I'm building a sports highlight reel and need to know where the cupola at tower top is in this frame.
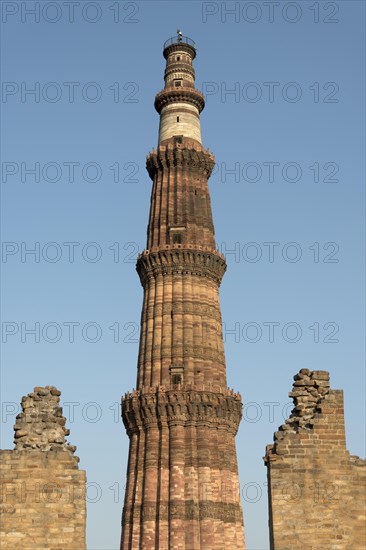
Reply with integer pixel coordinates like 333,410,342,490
163,31,197,59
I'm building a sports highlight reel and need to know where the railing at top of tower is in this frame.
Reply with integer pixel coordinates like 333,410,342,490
163,35,196,50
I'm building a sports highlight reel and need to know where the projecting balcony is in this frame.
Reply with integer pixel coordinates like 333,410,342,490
154,86,205,113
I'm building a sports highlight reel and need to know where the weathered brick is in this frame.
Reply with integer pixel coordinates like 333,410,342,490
0,388,86,549
264,370,366,550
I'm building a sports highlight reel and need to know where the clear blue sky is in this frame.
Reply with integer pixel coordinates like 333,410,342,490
1,2,365,549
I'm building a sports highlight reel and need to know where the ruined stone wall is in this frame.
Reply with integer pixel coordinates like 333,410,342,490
265,370,366,550
0,387,86,549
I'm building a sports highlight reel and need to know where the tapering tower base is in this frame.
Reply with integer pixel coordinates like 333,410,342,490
121,384,245,550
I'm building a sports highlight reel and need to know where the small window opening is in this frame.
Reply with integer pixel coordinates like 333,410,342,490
172,374,182,385
177,116,180,122
174,80,182,87
169,224,186,244
170,364,184,386
177,56,180,61
194,189,197,195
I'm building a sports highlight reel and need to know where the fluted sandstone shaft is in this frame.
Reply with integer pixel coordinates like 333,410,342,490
121,34,245,550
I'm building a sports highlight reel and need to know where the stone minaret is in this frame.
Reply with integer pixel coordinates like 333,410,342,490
121,33,245,550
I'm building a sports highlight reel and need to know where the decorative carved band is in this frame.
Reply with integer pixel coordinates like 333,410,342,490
164,62,195,80
146,141,215,179
142,343,226,364
142,300,223,322
136,248,227,286
155,87,205,114
154,105,201,120
122,500,243,525
122,386,243,436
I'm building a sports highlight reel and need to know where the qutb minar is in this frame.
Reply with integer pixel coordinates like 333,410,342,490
1,27,365,550
120,33,246,549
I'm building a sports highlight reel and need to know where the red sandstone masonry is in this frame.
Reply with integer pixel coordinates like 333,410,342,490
264,369,366,550
121,34,245,549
